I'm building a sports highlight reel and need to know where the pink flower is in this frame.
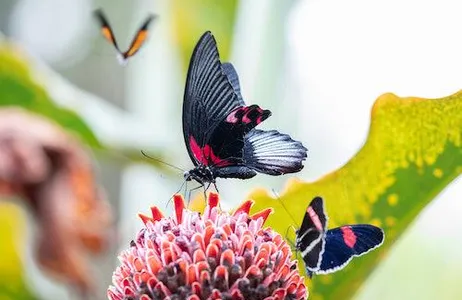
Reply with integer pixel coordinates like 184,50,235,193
108,193,307,300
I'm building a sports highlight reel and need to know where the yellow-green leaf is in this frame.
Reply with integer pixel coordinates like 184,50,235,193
249,91,462,299
0,44,101,149
0,202,36,300
171,0,238,71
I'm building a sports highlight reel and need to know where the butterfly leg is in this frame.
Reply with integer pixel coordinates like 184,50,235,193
203,182,212,201
187,184,203,207
184,180,188,197
212,182,219,194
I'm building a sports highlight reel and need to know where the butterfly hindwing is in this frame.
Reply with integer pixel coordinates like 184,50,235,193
296,197,328,271
316,224,385,274
244,129,308,175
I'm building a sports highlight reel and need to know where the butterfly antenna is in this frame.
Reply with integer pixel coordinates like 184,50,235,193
141,150,185,172
166,179,188,208
271,188,299,227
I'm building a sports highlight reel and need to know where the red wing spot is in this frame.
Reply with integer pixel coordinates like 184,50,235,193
226,109,240,123
307,207,323,231
341,226,357,248
256,116,262,125
226,107,248,124
189,136,207,165
203,144,232,166
242,113,251,124
189,136,232,167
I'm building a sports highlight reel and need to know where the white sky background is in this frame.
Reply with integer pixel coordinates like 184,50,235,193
288,0,462,298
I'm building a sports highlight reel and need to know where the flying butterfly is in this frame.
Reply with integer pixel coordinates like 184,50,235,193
295,196,384,277
94,8,156,65
182,31,308,192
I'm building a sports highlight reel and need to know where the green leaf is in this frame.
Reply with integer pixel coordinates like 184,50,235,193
171,0,238,71
249,91,462,299
0,45,101,149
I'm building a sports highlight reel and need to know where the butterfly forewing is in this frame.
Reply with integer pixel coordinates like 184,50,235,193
296,197,328,271
182,32,270,168
222,63,244,102
94,9,121,53
122,15,156,59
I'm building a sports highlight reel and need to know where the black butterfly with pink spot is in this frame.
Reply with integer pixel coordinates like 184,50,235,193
296,197,384,277
182,31,307,190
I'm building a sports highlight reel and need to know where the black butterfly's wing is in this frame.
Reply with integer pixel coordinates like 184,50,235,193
183,31,271,168
295,197,328,271
222,62,244,102
316,224,384,274
243,129,307,175
183,32,243,166
94,9,121,54
121,14,156,60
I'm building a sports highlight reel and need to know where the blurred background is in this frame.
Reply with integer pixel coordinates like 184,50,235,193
0,0,461,299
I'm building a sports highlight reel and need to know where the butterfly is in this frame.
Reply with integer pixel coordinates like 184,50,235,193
295,196,384,277
182,31,308,192
94,8,156,65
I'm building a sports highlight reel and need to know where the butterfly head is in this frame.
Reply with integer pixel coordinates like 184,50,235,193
184,165,215,184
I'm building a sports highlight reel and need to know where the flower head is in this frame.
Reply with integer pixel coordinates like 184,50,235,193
108,193,307,300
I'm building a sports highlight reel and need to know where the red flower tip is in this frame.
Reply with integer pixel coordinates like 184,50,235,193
250,207,273,223
150,206,164,221
233,199,254,216
138,213,153,225
108,193,307,300
208,192,219,208
173,194,185,224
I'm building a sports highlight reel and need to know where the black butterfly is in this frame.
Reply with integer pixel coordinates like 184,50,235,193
94,9,156,65
182,31,308,191
296,197,384,277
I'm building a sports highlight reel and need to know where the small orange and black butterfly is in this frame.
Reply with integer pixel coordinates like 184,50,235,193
94,9,156,65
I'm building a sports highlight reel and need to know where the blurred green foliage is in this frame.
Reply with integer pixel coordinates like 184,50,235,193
0,46,101,149
0,43,103,300
171,0,238,71
250,91,462,300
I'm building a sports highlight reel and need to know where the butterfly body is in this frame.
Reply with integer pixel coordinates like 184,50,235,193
182,31,308,189
296,197,384,277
